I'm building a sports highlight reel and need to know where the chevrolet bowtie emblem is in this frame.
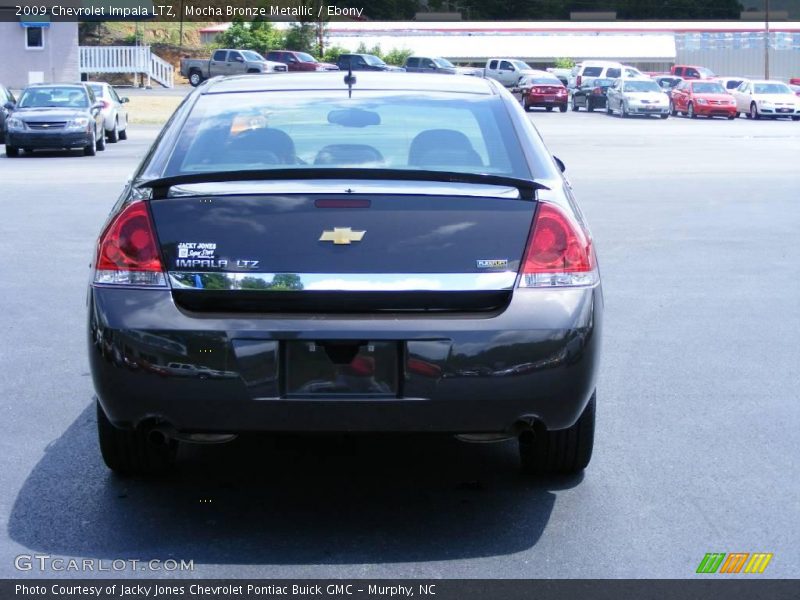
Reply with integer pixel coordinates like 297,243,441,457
319,227,366,245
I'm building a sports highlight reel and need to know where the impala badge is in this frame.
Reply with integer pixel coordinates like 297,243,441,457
319,227,366,245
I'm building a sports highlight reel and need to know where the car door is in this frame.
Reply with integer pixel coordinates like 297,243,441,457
86,87,103,139
227,51,247,75
209,50,228,76
733,82,749,111
109,86,127,130
672,82,686,111
607,79,620,110
421,58,437,73
498,60,516,86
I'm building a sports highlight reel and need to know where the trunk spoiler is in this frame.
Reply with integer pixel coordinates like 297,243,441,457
138,168,548,200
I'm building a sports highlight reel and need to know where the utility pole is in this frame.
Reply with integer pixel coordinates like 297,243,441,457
764,0,770,78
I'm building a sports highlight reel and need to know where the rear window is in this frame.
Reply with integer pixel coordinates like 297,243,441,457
164,91,531,179
582,67,603,77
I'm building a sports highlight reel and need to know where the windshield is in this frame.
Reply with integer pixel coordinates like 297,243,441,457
241,51,264,62
364,55,386,66
434,57,455,68
623,80,661,93
164,91,530,180
18,86,89,108
512,60,532,71
693,82,726,94
754,83,792,94
296,52,317,63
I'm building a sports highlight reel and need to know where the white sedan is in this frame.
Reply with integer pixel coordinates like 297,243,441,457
732,80,800,120
87,82,129,142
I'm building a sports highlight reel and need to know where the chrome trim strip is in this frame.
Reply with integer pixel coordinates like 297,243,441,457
168,272,518,292
168,180,522,199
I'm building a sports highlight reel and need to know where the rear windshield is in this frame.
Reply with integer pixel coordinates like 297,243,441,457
163,91,531,179
17,86,89,108
529,78,562,85
622,80,660,92
582,67,603,77
754,83,791,94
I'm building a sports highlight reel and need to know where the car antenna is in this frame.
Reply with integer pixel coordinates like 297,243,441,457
344,65,356,98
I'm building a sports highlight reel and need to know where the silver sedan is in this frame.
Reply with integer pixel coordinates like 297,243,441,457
86,82,129,143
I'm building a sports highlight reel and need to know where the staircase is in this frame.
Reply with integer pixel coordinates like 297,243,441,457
79,46,174,88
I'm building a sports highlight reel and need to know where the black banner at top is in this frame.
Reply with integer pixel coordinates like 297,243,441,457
0,0,782,22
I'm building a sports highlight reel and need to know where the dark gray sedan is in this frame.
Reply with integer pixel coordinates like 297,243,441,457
88,72,602,477
4,83,105,157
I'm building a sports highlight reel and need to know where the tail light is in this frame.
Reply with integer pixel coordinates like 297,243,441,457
576,75,582,87
519,202,598,288
94,202,166,287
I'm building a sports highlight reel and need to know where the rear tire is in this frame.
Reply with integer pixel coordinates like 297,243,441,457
96,400,177,476
559,104,567,113
188,70,203,87
107,119,119,143
523,96,531,112
118,127,127,141
96,128,106,151
660,113,669,119
520,392,596,475
5,145,19,157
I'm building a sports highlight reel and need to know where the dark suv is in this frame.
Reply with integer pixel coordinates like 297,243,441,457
336,53,405,72
4,83,105,157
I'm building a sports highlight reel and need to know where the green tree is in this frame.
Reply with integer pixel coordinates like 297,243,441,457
216,19,284,55
270,274,304,290
322,45,349,63
284,21,317,54
553,57,575,69
383,47,413,66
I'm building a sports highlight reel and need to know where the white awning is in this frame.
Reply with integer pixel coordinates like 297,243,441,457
326,33,677,63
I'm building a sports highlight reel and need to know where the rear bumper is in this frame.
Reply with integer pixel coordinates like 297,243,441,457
7,130,92,149
89,285,602,434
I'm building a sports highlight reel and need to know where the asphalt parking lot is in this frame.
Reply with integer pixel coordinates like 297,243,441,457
1,109,798,579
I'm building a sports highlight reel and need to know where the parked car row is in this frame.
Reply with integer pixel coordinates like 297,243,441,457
1,81,130,157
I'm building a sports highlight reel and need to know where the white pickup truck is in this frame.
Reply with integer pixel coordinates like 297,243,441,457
484,58,538,87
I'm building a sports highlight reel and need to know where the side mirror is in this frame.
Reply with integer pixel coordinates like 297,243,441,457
121,97,129,104
554,156,566,173
3,101,14,110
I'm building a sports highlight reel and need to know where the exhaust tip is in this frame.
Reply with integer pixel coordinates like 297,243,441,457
147,428,168,446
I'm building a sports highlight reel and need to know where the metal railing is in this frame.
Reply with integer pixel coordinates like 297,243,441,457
79,46,174,88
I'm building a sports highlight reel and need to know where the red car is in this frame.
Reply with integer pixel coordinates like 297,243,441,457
265,50,338,72
521,75,568,112
670,80,737,119
790,78,800,86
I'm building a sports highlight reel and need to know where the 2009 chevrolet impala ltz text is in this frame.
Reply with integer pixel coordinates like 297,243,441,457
88,72,602,477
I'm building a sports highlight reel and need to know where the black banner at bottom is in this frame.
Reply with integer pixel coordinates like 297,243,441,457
4,580,800,600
